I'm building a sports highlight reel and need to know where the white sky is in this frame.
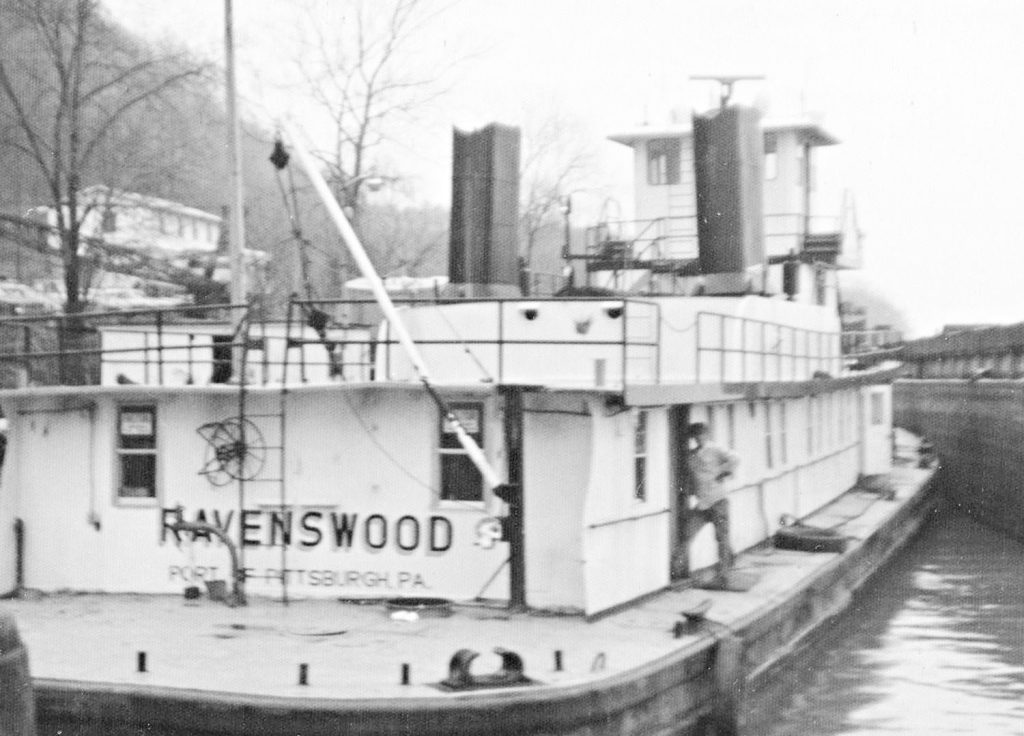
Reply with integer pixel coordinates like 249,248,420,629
102,0,1024,337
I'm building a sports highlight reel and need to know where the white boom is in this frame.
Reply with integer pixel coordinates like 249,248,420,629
281,121,503,490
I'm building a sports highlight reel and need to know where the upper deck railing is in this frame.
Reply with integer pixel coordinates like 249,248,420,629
582,213,845,269
696,311,843,382
0,297,850,391
841,328,904,357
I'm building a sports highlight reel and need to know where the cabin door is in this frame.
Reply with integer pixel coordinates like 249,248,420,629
668,405,692,580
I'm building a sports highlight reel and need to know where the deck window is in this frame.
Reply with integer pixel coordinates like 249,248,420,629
647,139,680,185
726,404,736,450
870,392,886,426
117,405,157,499
439,403,484,502
764,136,778,180
634,409,648,501
779,401,788,465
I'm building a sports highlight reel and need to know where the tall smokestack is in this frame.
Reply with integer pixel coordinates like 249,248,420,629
692,105,766,294
448,123,521,297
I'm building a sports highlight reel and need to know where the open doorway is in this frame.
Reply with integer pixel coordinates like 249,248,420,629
668,404,691,580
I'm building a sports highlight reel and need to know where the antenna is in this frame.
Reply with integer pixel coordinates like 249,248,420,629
690,75,765,109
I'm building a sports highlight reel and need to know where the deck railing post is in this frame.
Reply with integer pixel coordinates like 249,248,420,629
760,322,767,382
22,324,31,387
622,299,628,390
283,297,294,386
156,311,164,386
695,312,702,383
56,316,65,385
497,300,504,384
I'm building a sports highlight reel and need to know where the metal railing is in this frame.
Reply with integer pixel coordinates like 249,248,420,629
581,212,846,269
695,311,842,383
0,303,246,387
292,296,662,389
0,297,663,391
841,328,903,357
0,298,849,390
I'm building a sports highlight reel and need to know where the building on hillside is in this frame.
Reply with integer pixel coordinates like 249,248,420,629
25,186,267,286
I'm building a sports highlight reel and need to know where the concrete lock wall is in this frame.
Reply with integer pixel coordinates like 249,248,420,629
894,379,1024,541
0,612,36,736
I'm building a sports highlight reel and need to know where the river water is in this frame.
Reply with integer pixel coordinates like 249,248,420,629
743,509,1024,735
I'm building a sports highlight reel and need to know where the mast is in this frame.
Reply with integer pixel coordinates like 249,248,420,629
224,0,248,604
225,0,247,325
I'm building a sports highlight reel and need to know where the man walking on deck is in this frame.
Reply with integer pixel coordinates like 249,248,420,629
686,422,739,587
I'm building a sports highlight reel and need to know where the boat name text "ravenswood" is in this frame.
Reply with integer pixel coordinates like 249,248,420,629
160,508,454,554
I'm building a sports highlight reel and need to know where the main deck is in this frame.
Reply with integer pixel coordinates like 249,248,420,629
5,439,936,735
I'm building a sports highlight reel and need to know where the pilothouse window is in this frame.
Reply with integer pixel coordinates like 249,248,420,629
647,139,680,185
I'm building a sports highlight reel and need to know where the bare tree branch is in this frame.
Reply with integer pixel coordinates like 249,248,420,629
519,111,598,281
290,0,455,234
0,0,210,315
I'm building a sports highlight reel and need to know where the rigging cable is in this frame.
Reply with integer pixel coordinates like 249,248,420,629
271,134,342,377
269,133,490,513
425,304,495,383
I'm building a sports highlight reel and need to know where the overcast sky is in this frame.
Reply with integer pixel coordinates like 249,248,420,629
102,0,1024,337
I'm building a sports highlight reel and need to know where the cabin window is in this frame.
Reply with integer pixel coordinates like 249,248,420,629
439,403,484,502
802,397,811,454
764,136,778,180
779,401,788,465
870,392,885,426
814,266,828,306
117,405,157,499
763,401,774,470
633,409,648,501
647,139,680,185
837,392,846,443
726,404,736,450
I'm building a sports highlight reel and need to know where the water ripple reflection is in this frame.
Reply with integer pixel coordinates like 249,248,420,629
744,510,1024,735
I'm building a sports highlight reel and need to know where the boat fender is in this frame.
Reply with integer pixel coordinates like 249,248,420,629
774,524,848,554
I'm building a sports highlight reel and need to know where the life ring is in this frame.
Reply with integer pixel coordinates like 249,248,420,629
773,524,848,553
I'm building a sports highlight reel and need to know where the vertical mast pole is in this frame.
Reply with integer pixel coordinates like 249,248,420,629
225,0,247,335
225,0,248,604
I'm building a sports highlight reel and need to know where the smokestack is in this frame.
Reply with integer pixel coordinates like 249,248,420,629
692,105,766,294
448,123,521,297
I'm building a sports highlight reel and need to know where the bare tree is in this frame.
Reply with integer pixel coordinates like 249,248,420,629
0,0,208,313
519,112,595,284
359,202,447,277
291,0,452,232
